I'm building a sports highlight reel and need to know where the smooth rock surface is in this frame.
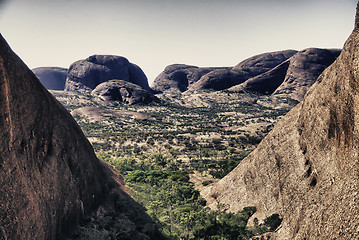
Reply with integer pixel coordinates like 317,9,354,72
152,51,297,93
273,48,341,100
65,55,150,92
229,48,340,101
151,64,223,93
32,67,67,90
92,79,158,105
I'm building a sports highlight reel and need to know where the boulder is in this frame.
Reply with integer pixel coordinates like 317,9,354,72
92,79,158,105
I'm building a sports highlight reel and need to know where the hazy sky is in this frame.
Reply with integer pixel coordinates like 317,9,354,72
0,0,357,84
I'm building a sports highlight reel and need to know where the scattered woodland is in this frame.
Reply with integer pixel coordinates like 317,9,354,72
53,90,293,239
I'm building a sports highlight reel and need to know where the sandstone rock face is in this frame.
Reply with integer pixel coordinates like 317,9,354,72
32,67,67,90
0,35,161,240
92,79,158,105
64,55,150,92
229,48,340,101
203,4,359,239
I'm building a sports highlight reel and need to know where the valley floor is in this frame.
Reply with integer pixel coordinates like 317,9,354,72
52,89,297,239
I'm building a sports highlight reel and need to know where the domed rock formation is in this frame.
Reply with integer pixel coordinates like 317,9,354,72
32,67,68,90
273,48,341,100
151,50,297,93
64,55,150,92
0,35,162,240
203,3,359,239
153,49,339,101
189,50,299,91
229,48,341,101
151,64,224,93
92,79,158,105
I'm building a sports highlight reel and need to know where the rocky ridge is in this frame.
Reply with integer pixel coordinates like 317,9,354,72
0,34,162,240
203,3,359,239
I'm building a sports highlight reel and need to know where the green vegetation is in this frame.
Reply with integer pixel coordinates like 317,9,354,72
53,90,294,239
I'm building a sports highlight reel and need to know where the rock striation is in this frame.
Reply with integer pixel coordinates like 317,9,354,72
32,67,68,90
64,55,150,92
203,3,359,239
0,34,162,240
92,79,158,105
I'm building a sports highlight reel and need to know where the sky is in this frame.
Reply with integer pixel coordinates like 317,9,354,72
0,0,357,85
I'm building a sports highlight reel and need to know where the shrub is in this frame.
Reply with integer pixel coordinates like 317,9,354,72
263,213,282,231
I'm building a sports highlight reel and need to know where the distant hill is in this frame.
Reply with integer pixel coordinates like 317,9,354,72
151,48,340,101
64,55,150,92
229,48,341,101
32,67,67,90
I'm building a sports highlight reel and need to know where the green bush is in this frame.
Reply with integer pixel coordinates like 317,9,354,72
263,213,282,231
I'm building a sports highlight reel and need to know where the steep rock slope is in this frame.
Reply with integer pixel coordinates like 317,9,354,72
92,79,158,105
203,4,359,240
64,55,150,92
32,67,68,90
0,34,162,240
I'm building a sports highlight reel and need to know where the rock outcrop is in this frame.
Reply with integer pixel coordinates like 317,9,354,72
151,51,297,93
32,67,68,90
151,64,225,93
230,48,341,101
153,49,339,101
92,79,158,105
203,3,359,239
273,48,341,100
64,55,150,92
0,34,162,240
189,50,298,92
